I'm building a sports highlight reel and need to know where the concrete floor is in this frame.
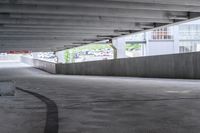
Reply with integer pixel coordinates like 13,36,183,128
1,62,200,133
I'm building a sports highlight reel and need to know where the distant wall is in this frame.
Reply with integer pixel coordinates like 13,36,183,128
0,55,21,61
21,52,200,79
21,56,56,74
56,52,200,79
147,40,175,56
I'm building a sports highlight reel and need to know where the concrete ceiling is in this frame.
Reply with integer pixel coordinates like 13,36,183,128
0,0,200,52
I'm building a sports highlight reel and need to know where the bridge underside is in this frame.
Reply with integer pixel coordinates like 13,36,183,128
0,0,200,52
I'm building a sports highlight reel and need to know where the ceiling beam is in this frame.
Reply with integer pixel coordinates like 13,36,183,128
0,1,199,52
2,24,144,31
7,13,173,23
106,0,200,6
0,4,186,19
1,0,200,11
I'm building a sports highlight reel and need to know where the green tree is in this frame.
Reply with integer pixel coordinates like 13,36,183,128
64,50,70,63
64,49,76,63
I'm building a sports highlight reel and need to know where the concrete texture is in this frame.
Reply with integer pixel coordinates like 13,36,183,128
1,62,200,133
21,56,56,74
1,1,200,52
0,81,15,96
28,52,200,79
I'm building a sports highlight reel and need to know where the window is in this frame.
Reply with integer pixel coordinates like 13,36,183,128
150,27,173,40
179,41,200,53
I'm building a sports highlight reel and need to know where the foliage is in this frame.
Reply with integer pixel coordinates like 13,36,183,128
126,43,141,51
64,43,112,63
74,43,112,52
64,49,70,63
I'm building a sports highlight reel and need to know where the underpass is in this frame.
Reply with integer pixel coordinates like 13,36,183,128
2,1,200,132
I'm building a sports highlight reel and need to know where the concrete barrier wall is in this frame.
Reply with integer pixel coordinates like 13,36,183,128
21,52,200,79
56,52,200,79
21,56,56,74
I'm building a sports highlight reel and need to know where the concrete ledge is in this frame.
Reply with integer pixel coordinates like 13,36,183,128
56,52,200,79
21,52,200,79
0,81,15,96
21,57,56,74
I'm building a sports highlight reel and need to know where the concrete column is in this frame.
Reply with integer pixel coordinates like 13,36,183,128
112,37,127,59
56,50,66,63
109,44,117,59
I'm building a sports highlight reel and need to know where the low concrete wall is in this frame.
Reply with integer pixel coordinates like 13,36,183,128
21,56,56,74
21,52,200,79
56,52,200,79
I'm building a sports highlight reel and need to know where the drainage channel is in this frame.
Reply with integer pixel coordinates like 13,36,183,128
16,87,59,133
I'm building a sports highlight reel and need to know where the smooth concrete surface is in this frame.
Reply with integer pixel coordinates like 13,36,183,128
56,52,200,79
0,81,15,96
21,56,56,74
22,52,200,79
1,62,200,133
1,1,200,52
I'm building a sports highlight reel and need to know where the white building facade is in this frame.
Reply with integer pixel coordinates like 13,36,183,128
125,19,200,58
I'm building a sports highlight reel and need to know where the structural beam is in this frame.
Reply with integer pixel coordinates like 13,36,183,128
0,0,199,51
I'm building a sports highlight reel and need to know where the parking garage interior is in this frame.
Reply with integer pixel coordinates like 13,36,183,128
1,0,200,133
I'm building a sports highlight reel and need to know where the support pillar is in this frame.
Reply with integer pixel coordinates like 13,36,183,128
55,50,66,63
112,37,127,59
109,41,117,59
